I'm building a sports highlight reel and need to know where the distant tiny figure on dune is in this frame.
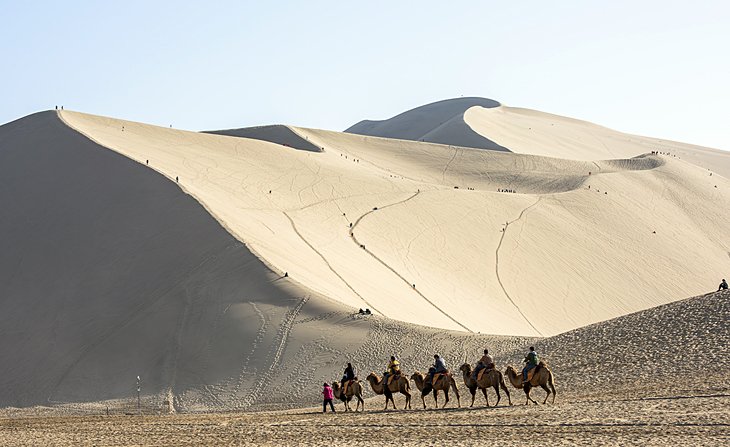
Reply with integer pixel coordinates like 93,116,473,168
284,272,288,277
719,279,728,291
146,160,149,165
364,308,371,315
176,176,179,182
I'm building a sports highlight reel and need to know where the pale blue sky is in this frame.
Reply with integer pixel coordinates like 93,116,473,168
2,1,728,149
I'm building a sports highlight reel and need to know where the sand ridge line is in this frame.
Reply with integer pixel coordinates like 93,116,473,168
281,211,379,314
56,109,297,285
442,147,459,182
495,197,544,336
349,191,473,332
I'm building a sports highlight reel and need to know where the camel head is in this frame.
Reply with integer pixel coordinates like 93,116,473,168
331,381,340,391
410,371,424,382
365,372,379,384
460,363,472,374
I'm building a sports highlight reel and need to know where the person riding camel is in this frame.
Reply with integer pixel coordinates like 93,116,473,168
719,279,728,291
340,362,355,394
472,348,495,380
382,356,400,385
522,346,539,384
426,354,448,385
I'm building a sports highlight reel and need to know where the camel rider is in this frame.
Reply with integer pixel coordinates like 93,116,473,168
522,346,539,384
472,349,495,380
341,362,355,391
383,356,400,384
719,279,728,291
427,354,448,384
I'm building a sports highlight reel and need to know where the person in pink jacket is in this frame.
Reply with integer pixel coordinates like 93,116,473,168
322,383,336,413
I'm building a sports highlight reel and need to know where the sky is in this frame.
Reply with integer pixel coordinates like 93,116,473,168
1,0,729,150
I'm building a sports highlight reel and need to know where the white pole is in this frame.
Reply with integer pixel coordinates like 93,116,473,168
136,376,141,415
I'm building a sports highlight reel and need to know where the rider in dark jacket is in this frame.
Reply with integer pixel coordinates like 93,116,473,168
340,362,355,391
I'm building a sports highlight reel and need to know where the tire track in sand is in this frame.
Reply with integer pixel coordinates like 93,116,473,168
495,197,544,336
351,191,474,333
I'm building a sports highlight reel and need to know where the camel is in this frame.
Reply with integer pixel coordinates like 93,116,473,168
331,380,365,412
410,371,460,409
459,363,511,407
365,372,412,410
504,362,556,405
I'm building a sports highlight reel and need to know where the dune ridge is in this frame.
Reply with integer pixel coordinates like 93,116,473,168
59,109,730,338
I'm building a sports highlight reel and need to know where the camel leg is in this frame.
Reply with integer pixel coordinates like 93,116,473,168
420,393,427,410
492,385,499,407
540,384,551,404
501,379,512,406
404,392,411,410
549,375,556,404
524,385,538,405
482,387,489,406
469,387,476,407
442,389,449,409
452,380,460,408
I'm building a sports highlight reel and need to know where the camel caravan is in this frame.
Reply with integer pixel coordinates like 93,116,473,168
322,347,556,412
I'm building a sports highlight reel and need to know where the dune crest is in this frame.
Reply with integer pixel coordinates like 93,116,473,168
59,108,730,337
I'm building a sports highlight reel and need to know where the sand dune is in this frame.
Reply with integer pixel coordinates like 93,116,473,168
346,97,508,151
0,112,336,408
61,109,730,337
2,98,729,414
206,124,322,152
346,98,730,178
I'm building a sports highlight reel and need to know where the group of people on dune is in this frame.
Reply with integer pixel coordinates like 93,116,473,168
321,347,543,412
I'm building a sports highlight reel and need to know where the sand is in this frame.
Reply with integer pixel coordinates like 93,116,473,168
2,291,727,446
2,97,729,429
60,108,730,337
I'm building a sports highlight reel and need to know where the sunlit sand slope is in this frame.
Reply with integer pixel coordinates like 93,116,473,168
62,110,730,337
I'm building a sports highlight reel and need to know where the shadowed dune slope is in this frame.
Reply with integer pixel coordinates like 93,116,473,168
345,97,509,151
0,111,336,408
205,124,322,152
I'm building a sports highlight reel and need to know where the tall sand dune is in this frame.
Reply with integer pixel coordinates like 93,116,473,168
346,97,730,177
61,110,730,337
346,97,509,151
2,101,729,411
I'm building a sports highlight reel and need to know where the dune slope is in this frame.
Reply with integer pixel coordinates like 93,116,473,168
0,111,337,408
60,110,730,338
345,97,509,151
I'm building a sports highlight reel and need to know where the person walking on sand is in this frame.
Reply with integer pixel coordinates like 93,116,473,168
322,383,336,413
719,279,728,291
